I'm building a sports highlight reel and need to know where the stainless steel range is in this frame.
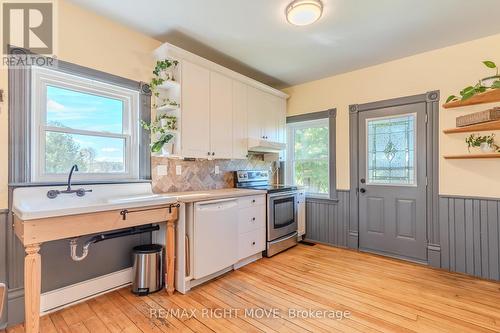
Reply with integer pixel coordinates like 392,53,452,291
235,170,298,257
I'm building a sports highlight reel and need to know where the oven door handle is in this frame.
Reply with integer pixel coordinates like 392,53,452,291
269,191,297,199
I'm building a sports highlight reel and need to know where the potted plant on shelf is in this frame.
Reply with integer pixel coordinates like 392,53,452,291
153,97,180,110
465,133,500,153
149,59,179,98
447,60,500,103
141,116,177,155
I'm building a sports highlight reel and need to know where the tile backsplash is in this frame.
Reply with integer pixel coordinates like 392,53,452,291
152,155,277,193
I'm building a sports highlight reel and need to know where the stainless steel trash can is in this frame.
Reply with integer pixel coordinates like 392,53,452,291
132,244,163,296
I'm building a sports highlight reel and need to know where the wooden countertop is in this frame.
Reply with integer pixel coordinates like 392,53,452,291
162,188,267,203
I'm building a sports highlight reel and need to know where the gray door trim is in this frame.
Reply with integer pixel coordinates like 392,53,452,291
286,109,337,200
348,91,440,266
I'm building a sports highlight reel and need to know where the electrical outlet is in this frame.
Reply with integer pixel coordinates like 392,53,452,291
176,165,182,175
157,165,168,176
214,165,220,175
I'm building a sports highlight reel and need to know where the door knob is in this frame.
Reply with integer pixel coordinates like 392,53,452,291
360,178,366,184
360,188,366,193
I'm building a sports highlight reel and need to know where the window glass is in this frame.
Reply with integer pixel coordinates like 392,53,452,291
32,67,139,181
367,114,416,185
46,85,124,133
45,131,125,174
288,119,329,196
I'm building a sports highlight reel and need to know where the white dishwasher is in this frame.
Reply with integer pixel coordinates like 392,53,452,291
193,198,238,279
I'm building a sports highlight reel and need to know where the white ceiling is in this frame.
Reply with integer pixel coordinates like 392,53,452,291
68,0,500,88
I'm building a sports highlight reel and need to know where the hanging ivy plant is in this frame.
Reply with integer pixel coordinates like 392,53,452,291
446,60,500,103
149,59,179,97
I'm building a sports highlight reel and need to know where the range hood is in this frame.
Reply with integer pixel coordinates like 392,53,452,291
247,138,286,153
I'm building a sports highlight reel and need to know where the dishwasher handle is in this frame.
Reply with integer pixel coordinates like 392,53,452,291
195,198,238,211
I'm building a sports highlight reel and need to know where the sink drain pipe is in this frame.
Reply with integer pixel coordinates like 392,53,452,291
70,224,160,261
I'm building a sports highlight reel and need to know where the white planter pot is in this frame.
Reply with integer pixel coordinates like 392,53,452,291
162,143,174,156
480,142,495,153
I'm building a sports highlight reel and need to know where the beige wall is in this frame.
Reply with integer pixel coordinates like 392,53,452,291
0,0,161,208
283,33,500,197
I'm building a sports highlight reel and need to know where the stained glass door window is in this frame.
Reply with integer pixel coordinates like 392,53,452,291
366,114,416,185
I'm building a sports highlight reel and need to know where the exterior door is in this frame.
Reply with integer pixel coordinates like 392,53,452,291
358,103,427,261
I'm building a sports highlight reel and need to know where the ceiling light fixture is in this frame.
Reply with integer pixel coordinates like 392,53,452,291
286,0,323,26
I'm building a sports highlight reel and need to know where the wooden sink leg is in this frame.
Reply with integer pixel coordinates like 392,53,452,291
24,243,41,333
166,220,176,295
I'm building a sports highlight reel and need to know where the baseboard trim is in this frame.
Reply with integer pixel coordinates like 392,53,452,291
40,267,133,314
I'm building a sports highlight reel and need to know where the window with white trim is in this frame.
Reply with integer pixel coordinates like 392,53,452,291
286,118,329,197
31,67,140,181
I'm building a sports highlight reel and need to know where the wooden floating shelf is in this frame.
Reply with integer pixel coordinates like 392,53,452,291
444,153,500,159
443,120,500,134
443,89,500,109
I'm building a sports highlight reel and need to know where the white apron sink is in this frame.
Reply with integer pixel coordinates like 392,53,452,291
13,183,177,220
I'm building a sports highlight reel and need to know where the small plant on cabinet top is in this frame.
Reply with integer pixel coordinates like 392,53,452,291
149,59,179,97
446,60,500,103
465,133,500,153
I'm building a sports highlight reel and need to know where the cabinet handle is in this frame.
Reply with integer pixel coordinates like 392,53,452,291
252,217,256,221
207,152,211,156
252,199,256,203
252,241,256,246
212,152,215,156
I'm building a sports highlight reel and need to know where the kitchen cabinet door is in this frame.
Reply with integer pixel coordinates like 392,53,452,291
210,71,233,159
276,97,287,144
262,93,278,142
247,86,265,140
181,60,210,158
233,80,248,159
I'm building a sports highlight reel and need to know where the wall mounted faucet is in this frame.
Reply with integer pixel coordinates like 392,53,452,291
47,164,93,199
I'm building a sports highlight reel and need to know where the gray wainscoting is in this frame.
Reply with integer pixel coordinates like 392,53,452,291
304,190,350,247
1,210,8,329
439,195,500,281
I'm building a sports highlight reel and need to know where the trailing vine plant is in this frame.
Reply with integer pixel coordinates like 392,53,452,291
465,133,499,152
149,59,179,98
447,60,500,103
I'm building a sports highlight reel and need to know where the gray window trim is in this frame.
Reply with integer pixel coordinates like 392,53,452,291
348,91,440,268
286,109,337,200
8,47,152,185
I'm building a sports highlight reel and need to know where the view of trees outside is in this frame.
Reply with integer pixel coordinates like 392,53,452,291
45,122,124,174
293,125,329,194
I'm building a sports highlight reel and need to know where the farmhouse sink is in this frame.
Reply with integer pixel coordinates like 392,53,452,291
13,183,177,220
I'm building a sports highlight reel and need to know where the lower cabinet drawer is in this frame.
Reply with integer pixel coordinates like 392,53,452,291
238,228,266,260
238,205,265,234
238,195,266,209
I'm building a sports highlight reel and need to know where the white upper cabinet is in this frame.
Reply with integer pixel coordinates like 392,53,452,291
247,87,286,143
247,86,265,140
232,81,248,159
210,72,233,159
181,60,210,158
157,43,288,159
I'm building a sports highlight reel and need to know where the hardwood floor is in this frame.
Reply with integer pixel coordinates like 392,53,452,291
4,244,500,332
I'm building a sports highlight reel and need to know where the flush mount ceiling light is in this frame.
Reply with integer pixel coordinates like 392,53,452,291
286,0,323,26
